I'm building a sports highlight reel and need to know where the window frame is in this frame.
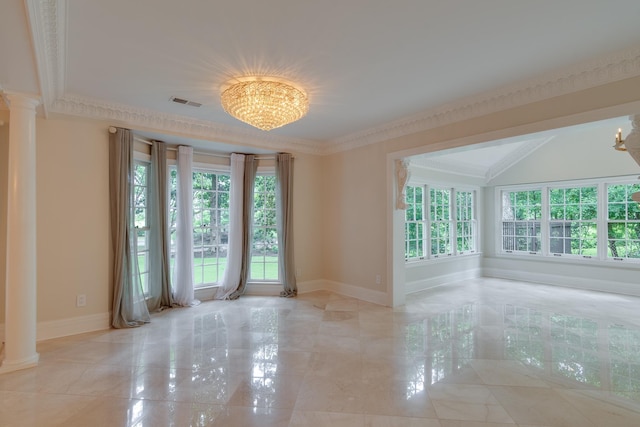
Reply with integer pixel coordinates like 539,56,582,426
133,155,151,296
168,162,231,289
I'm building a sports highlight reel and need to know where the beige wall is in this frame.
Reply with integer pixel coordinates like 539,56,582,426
0,110,9,321
322,142,388,292
291,152,324,282
36,116,112,322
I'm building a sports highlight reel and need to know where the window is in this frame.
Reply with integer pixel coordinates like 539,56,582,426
549,186,597,257
405,186,425,259
499,177,640,263
405,184,477,261
170,169,230,287
501,190,541,253
607,183,640,259
456,191,475,254
430,188,452,256
133,161,150,294
169,167,280,286
251,174,279,281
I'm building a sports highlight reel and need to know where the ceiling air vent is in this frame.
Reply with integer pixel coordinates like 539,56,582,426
170,96,202,108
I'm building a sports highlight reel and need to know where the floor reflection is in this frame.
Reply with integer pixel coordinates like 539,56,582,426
505,304,640,401
409,300,640,403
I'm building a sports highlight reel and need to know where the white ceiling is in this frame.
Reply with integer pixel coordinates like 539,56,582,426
411,116,633,183
2,0,640,154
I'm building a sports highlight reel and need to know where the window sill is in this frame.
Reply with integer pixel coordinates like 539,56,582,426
496,252,640,269
406,252,482,268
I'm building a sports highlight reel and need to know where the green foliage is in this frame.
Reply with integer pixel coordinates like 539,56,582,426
607,184,640,258
253,175,278,256
134,163,149,228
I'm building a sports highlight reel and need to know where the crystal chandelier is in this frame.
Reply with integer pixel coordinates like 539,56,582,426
220,77,309,131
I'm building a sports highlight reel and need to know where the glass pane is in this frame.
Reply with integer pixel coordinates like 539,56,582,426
549,189,564,204
609,203,627,220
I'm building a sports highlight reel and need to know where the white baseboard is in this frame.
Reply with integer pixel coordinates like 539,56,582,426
1,313,110,343
229,280,391,306
245,283,283,296
297,279,328,294
483,267,640,297
406,268,482,295
194,286,218,301
36,312,110,342
324,280,389,306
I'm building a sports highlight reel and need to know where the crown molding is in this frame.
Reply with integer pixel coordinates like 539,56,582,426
51,94,324,155
322,46,640,155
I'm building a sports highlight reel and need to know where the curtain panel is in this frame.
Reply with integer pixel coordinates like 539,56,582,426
108,127,150,328
147,141,174,311
173,145,199,306
230,154,257,300
276,153,297,297
216,153,246,299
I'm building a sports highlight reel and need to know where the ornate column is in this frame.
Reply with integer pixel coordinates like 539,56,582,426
0,93,40,373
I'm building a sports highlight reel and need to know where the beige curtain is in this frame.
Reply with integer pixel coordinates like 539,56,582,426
276,153,297,297
230,154,257,299
109,127,150,328
147,141,174,310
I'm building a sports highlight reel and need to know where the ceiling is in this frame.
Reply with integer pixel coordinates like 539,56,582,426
2,0,640,154
411,116,633,183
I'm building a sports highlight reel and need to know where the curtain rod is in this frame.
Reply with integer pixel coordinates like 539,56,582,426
109,126,290,160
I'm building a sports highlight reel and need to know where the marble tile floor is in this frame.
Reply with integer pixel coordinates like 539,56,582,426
2,277,640,426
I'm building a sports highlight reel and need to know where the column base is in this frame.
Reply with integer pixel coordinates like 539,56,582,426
0,353,39,374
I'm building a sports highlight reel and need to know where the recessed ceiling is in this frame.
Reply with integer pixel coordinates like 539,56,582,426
411,116,634,182
2,0,640,153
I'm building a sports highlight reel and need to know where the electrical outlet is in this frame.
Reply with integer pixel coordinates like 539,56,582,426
76,294,86,307
375,274,381,285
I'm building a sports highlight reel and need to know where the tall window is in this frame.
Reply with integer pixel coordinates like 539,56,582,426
251,174,279,281
169,167,281,286
501,190,541,253
456,191,475,254
549,186,598,256
133,161,150,294
170,169,230,287
405,184,477,261
607,183,640,260
430,188,452,256
405,186,425,259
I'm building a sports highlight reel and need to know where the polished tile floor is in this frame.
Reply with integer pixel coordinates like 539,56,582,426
2,278,640,426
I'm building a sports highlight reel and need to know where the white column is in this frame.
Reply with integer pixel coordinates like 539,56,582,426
0,93,40,373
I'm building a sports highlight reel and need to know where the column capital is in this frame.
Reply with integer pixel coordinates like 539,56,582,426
3,92,41,111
